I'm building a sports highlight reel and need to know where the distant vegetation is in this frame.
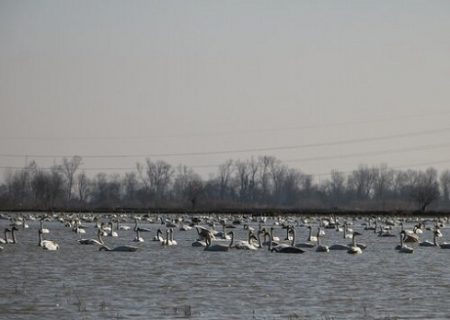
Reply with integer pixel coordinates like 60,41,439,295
0,155,449,212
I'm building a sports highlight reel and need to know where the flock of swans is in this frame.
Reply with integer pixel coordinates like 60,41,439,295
1,212,450,255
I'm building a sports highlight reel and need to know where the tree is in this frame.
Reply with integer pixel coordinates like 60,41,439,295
409,168,440,211
76,171,90,203
440,170,450,202
61,156,82,202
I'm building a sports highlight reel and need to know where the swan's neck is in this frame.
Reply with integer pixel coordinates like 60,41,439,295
291,228,295,246
38,232,43,246
11,229,16,243
269,230,273,251
229,232,234,248
352,234,356,247
257,232,262,248
308,227,312,239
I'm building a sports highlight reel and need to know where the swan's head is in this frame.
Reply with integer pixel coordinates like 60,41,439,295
353,231,362,237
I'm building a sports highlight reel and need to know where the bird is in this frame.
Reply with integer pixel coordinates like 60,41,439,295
99,244,138,252
307,226,318,242
316,227,329,253
270,227,304,254
133,229,144,242
162,229,173,246
419,230,438,247
203,233,229,252
347,232,363,254
396,231,414,253
38,229,59,251
153,229,164,242
227,231,257,250
78,229,104,245
39,220,50,234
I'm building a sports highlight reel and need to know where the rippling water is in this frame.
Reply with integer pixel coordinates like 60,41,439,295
1,215,450,320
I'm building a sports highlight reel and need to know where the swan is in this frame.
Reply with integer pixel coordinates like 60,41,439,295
0,228,10,244
377,224,396,237
270,227,304,254
316,227,329,253
364,218,376,231
307,226,317,242
134,219,151,232
293,226,315,249
179,224,192,231
195,226,215,241
7,226,18,244
192,240,207,247
107,222,118,237
162,229,173,246
133,229,144,242
400,223,420,242
343,223,353,239
396,231,414,253
39,220,50,234
78,229,104,245
227,231,257,250
214,224,231,240
419,230,438,247
153,229,164,242
38,229,59,250
204,233,229,252
169,228,177,246
347,232,363,254
99,244,138,252
328,242,350,251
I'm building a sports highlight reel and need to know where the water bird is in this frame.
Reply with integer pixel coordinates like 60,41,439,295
347,232,363,254
38,229,59,250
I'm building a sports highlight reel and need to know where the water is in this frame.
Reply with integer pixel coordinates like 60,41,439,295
1,216,450,319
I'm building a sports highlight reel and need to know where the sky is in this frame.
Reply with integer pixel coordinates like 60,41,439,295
1,0,450,181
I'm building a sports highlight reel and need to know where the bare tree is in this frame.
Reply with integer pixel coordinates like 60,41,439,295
258,156,276,203
235,160,250,202
440,170,450,202
409,168,440,211
61,156,82,202
218,159,233,201
76,171,90,203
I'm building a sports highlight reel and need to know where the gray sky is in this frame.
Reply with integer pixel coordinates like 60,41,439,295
1,0,450,180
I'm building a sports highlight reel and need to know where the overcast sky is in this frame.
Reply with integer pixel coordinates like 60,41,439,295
1,0,450,180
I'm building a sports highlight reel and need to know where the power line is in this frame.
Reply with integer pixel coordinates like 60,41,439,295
0,109,449,141
1,125,450,159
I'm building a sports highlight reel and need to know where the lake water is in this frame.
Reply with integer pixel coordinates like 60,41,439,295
1,215,450,320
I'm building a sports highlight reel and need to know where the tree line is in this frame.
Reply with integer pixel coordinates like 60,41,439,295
1,155,449,212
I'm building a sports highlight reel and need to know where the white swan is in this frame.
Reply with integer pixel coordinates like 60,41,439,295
38,229,59,251
347,232,363,254
228,231,257,250
419,230,438,247
396,231,414,253
107,222,118,237
162,229,176,246
78,229,104,245
133,229,144,242
307,226,317,242
270,227,304,254
40,220,50,234
169,228,177,246
316,227,329,253
204,233,229,252
153,229,164,242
